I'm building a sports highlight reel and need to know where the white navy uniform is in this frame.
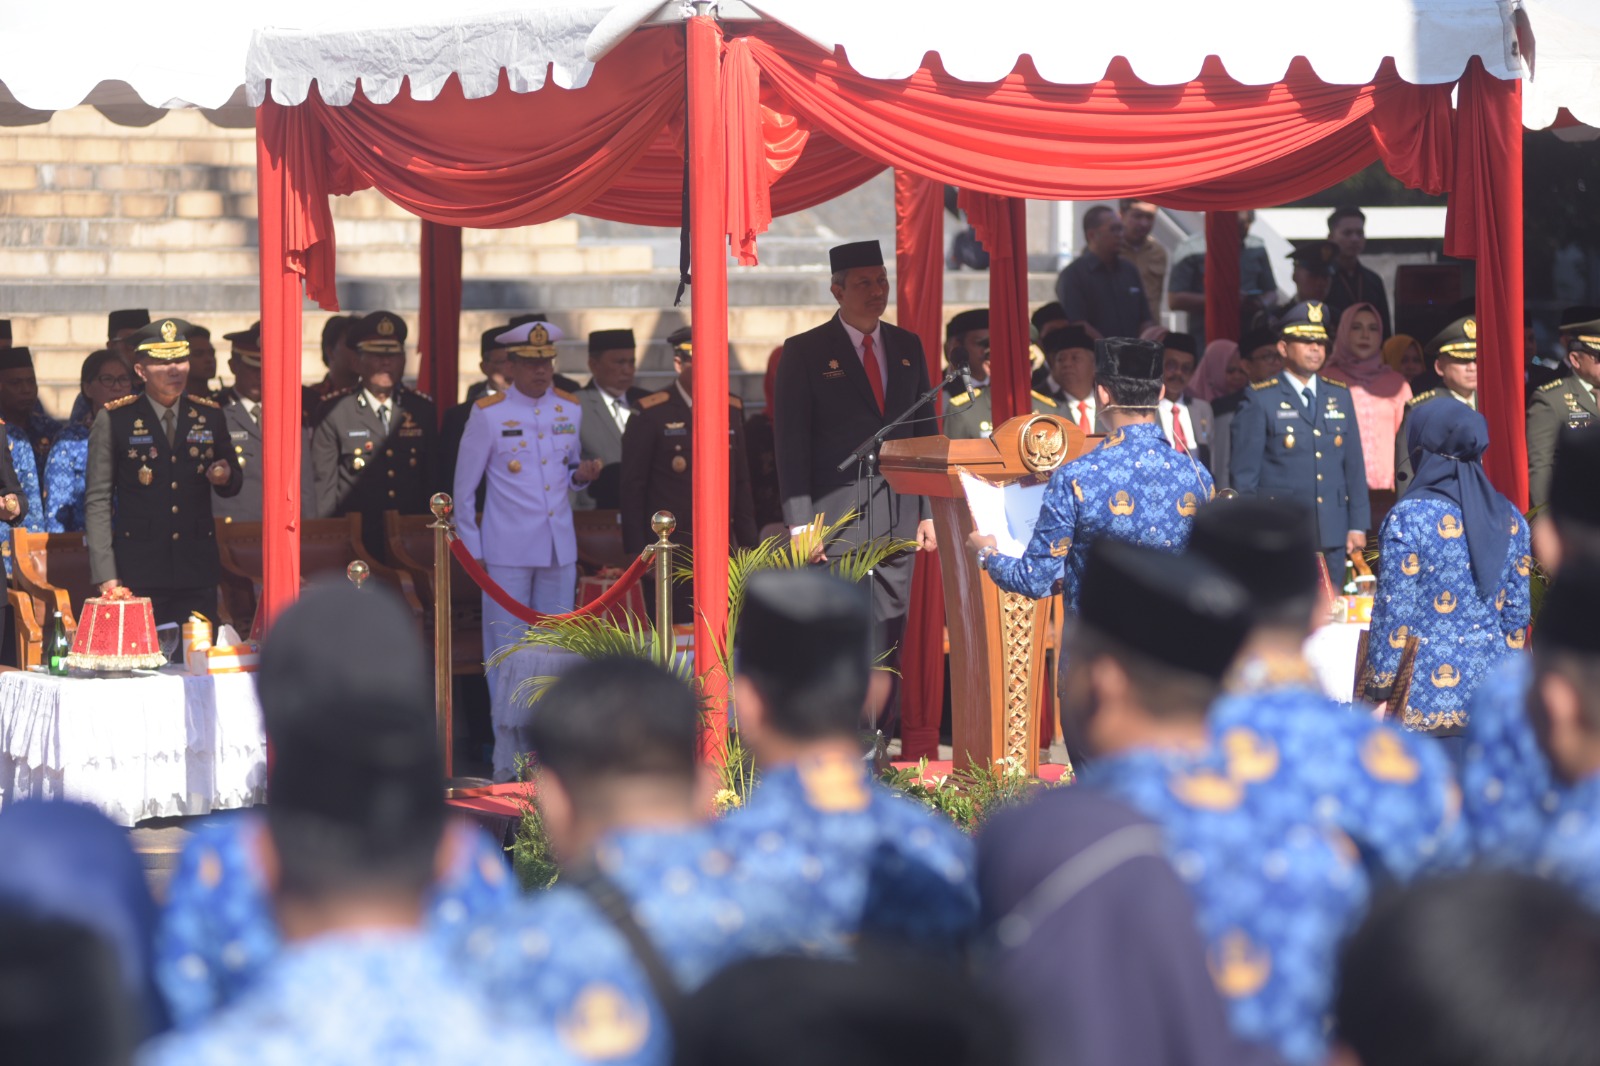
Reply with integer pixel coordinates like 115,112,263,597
455,368,587,779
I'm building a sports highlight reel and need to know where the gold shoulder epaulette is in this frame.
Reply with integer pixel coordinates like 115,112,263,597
105,394,139,411
948,390,976,407
475,392,507,410
1538,377,1565,392
406,388,433,403
553,388,578,403
321,387,352,403
1406,388,1438,408
729,395,743,410
188,393,219,408
1250,377,1279,391
1031,390,1058,408
1321,376,1348,390
639,391,671,410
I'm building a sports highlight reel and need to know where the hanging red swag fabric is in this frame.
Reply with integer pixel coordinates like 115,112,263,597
417,220,462,421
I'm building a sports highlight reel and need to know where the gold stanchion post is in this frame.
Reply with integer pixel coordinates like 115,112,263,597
429,492,455,778
649,511,676,666
345,559,369,589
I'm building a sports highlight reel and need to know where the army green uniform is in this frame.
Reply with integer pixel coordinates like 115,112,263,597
943,388,1059,440
1528,376,1599,508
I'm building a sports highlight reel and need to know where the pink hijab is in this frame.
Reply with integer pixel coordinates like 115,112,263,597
1188,339,1239,403
1326,302,1411,490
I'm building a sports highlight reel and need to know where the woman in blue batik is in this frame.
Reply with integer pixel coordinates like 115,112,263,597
43,349,132,533
1364,401,1530,746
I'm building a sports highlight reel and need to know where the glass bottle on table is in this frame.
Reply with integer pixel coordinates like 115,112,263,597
48,611,70,676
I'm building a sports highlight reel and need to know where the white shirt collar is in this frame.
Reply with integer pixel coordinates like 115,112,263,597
361,388,392,413
675,381,693,408
1283,370,1316,398
238,394,260,418
1061,391,1095,411
839,317,883,356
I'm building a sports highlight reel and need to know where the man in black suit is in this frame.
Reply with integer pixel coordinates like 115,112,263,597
774,240,937,727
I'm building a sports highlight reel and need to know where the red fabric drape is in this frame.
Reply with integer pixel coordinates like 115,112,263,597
418,221,462,422
255,104,304,633
1204,210,1242,344
894,169,946,763
960,191,1030,423
1445,60,1527,508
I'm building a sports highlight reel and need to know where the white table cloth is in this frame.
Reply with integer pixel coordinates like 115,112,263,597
1304,623,1368,706
0,668,266,827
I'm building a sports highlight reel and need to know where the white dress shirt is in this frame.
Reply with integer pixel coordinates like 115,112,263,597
839,318,888,387
1158,398,1199,452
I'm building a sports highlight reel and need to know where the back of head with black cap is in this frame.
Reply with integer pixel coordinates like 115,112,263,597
259,581,443,901
1546,426,1600,566
526,656,700,807
1068,540,1252,735
1532,558,1600,758
0,910,135,1066
1190,497,1321,631
736,570,873,741
1094,337,1165,409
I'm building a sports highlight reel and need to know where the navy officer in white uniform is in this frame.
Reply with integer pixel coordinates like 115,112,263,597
454,321,601,778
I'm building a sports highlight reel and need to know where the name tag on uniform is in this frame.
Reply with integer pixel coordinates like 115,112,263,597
665,422,688,437
1276,411,1299,419
347,429,370,438
128,434,153,446
501,429,523,437
822,359,845,380
230,430,249,442
553,423,576,435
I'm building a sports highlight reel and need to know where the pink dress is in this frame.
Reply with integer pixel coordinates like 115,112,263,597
1327,302,1412,491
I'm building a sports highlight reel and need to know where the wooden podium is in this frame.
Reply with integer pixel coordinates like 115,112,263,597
881,414,1093,775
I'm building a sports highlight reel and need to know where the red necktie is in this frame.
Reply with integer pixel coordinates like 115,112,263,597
1076,400,1091,435
861,334,885,413
1172,407,1190,453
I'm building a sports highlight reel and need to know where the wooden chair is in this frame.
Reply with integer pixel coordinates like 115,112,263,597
575,509,628,571
216,515,424,625
8,529,97,668
386,510,483,675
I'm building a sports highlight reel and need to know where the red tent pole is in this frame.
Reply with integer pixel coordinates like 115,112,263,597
1203,210,1242,343
418,221,464,422
687,13,730,757
255,100,304,632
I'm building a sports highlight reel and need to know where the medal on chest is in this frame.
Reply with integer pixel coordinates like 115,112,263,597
138,464,153,486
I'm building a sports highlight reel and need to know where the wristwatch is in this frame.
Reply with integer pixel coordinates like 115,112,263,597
976,546,997,570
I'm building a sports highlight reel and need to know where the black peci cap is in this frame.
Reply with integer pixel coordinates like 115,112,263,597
1162,332,1199,357
1188,497,1320,610
0,347,33,372
946,308,988,340
736,570,872,698
1041,325,1095,357
828,240,884,275
1549,425,1600,529
107,309,150,338
1031,302,1067,333
1078,539,1252,680
1536,557,1600,656
588,329,635,356
1094,337,1164,382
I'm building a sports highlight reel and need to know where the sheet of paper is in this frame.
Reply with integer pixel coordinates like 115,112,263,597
959,469,1048,558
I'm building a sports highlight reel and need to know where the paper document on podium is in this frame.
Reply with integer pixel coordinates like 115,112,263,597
959,469,1048,558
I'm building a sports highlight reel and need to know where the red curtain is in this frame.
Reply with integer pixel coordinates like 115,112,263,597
894,169,946,762
418,221,462,421
960,192,1030,423
1203,210,1242,344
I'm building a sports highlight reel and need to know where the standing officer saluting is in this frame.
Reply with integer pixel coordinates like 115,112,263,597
311,311,438,556
1230,299,1370,576
620,326,759,622
453,321,602,780
85,317,243,627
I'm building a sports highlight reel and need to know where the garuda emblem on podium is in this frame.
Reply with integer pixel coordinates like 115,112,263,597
1018,415,1068,475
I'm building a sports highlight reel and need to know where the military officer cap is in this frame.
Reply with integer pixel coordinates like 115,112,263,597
107,309,150,339
1549,425,1600,529
589,329,635,356
737,569,872,701
1285,241,1337,273
508,311,552,328
1425,315,1478,362
1079,539,1253,680
1041,324,1095,357
1561,315,1600,356
259,581,442,841
345,311,408,355
1277,300,1331,343
0,346,32,372
829,240,884,274
1162,331,1199,357
1094,337,1164,382
0,320,9,343
1535,557,1600,656
1558,305,1600,333
126,318,193,362
222,321,262,367
494,320,562,360
1188,497,1319,610
667,326,694,358
946,308,989,339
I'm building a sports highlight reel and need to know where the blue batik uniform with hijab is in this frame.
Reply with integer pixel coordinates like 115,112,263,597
155,813,514,1028
0,348,60,573
0,800,170,1038
43,410,93,532
1364,398,1530,738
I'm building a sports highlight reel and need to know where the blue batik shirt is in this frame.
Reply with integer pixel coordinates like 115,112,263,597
1367,497,1531,735
1460,655,1570,866
155,813,514,1028
42,418,91,533
715,752,978,956
1211,654,1468,886
986,421,1213,609
1533,772,1600,911
460,824,815,1066
3,414,57,573
139,930,576,1066
1084,746,1368,1066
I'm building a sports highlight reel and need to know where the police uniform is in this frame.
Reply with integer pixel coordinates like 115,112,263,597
1394,317,1480,488
983,341,1214,614
453,322,590,780
1527,315,1600,508
1230,300,1370,568
619,328,759,623
459,825,814,1066
943,386,1059,441
84,319,242,627
310,312,438,556
212,322,315,524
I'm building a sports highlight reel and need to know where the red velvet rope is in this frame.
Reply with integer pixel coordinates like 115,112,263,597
448,538,653,626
